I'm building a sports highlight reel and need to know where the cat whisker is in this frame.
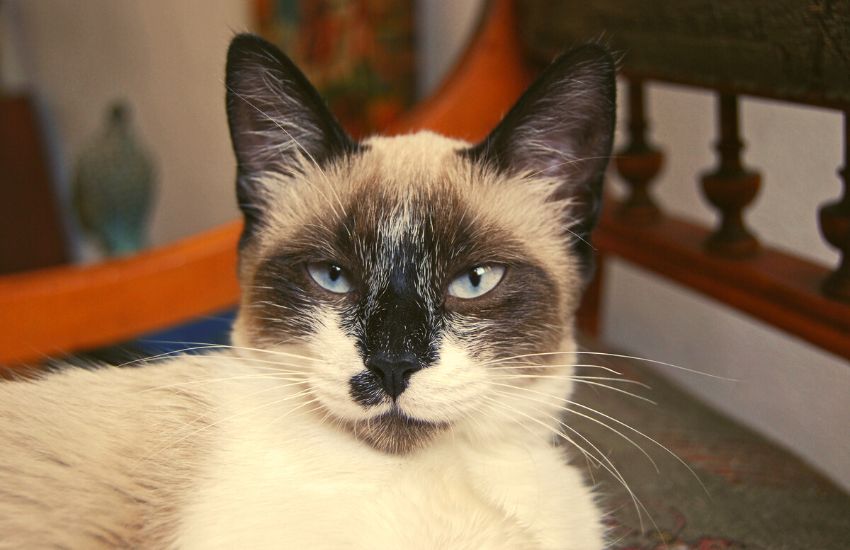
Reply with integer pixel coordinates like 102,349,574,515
491,386,658,473
176,354,313,371
575,350,738,381
493,373,650,390
480,394,659,536
477,395,597,464
572,381,657,405
138,373,308,393
135,340,321,363
491,374,656,404
481,351,586,366
488,362,623,375
135,354,312,377
483,350,736,381
490,382,708,496
115,345,230,368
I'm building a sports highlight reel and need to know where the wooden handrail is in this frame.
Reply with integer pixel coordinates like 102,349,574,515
596,199,850,360
0,223,241,364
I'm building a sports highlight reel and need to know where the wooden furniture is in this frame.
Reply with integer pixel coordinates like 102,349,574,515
1,0,848,366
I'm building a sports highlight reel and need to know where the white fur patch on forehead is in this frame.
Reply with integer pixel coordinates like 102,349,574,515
360,131,472,182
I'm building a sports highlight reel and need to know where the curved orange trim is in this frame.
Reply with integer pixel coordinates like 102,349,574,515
0,222,241,365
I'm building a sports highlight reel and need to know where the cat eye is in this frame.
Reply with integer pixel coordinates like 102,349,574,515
307,262,353,294
447,265,506,299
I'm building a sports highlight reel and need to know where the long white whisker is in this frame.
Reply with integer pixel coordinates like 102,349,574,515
138,373,307,394
491,374,656,404
493,373,650,390
484,350,737,380
575,350,738,381
488,363,623,375
136,341,321,363
490,386,658,473
481,395,658,535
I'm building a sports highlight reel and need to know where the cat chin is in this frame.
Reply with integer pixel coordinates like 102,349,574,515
339,407,449,455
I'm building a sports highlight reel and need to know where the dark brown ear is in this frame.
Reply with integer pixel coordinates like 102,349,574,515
225,34,356,245
465,45,616,280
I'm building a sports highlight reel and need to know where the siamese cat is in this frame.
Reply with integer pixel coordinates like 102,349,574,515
0,35,615,548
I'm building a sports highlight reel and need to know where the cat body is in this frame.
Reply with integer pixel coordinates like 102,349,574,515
0,35,615,549
0,348,598,549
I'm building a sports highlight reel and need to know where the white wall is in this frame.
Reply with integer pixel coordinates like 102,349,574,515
415,0,484,98
3,0,249,254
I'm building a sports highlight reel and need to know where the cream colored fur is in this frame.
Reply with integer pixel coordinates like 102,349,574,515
0,133,605,549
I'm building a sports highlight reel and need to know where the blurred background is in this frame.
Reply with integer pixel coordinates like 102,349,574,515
0,0,847,491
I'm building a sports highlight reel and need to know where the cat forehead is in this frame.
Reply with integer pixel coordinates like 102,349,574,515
250,131,573,276
357,131,472,184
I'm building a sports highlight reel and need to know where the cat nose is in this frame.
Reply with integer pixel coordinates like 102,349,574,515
365,352,422,399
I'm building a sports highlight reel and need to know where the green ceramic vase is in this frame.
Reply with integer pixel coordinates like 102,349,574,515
73,102,156,256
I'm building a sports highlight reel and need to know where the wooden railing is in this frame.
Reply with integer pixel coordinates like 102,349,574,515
599,78,850,358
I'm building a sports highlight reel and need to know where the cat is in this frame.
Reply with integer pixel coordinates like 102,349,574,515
0,34,615,549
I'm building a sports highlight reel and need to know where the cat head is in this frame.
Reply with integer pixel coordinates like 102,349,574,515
226,34,615,454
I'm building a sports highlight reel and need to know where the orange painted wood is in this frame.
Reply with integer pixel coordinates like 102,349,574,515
387,0,533,142
595,198,850,360
0,222,242,365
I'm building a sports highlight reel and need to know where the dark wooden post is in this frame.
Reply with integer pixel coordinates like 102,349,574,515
700,93,761,258
818,113,850,302
614,79,664,223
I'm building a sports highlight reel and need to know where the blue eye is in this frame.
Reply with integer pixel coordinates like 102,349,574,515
307,262,353,294
447,265,505,299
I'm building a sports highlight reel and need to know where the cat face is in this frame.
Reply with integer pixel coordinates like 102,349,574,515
225,35,615,453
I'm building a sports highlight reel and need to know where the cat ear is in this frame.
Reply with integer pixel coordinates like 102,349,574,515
466,45,616,278
225,34,355,240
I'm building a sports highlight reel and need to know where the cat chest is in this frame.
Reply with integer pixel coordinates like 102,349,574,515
175,438,542,549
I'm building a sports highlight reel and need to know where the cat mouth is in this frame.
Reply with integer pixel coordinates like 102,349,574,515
345,407,448,455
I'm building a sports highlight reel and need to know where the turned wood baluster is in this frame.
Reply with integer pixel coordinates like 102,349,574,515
700,93,761,258
818,113,850,302
615,79,664,223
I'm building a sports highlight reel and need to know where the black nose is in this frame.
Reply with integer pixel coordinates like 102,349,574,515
365,352,422,399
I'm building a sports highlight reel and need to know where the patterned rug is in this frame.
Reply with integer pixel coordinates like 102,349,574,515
568,345,850,549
